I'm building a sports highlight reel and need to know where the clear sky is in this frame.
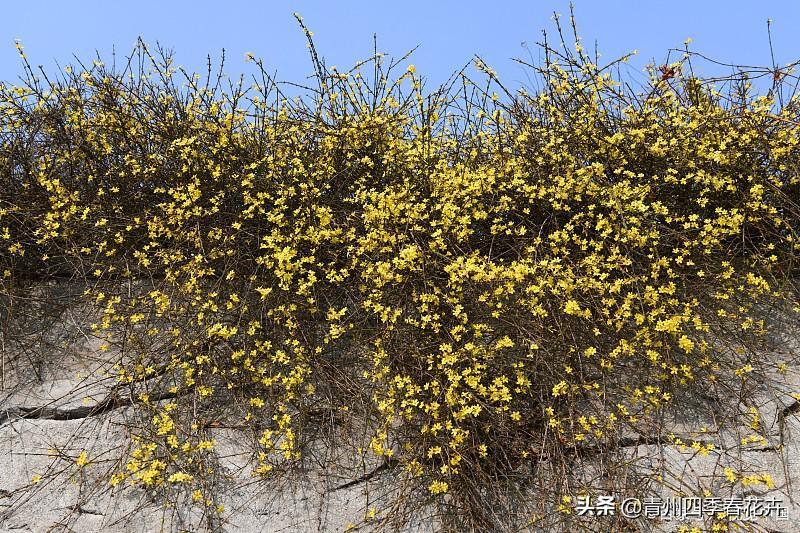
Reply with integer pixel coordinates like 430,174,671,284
2,1,799,93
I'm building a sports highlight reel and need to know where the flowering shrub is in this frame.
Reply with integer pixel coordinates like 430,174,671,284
2,17,800,531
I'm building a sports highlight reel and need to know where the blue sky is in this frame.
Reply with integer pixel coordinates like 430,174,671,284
2,1,799,92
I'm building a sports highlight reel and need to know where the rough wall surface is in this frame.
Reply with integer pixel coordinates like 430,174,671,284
1,300,800,532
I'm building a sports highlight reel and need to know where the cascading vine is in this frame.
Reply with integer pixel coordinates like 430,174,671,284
2,19,800,531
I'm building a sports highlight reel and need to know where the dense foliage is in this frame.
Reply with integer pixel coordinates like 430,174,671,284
2,17,800,531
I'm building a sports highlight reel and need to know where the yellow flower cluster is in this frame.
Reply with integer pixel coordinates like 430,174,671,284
2,30,799,530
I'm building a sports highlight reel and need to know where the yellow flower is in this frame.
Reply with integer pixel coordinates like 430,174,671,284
552,381,569,397
75,451,90,467
167,472,194,483
564,300,582,316
428,480,449,494
678,335,694,352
